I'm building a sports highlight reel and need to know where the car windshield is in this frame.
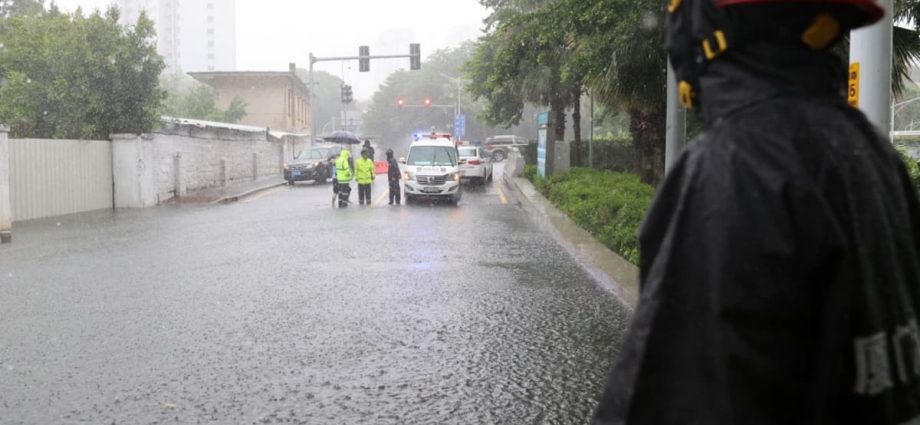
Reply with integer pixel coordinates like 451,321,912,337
407,146,457,166
458,147,477,157
298,149,328,160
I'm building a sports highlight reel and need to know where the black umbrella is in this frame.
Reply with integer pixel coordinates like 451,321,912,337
323,130,361,145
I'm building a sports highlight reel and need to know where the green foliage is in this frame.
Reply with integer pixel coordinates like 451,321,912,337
0,6,165,139
161,74,248,124
534,168,654,264
294,69,344,135
899,150,920,195
522,164,537,181
362,42,524,153
0,0,42,19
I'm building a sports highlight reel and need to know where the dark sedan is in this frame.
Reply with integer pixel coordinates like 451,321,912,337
284,145,342,185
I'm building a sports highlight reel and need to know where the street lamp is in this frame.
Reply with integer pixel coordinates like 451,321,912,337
440,73,463,119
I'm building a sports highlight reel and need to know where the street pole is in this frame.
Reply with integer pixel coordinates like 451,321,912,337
665,59,687,174
849,0,892,135
308,53,316,140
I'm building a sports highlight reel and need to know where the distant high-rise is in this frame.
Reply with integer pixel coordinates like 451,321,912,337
119,0,236,74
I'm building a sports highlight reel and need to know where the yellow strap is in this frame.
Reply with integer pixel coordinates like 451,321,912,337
702,30,728,60
679,81,694,109
668,0,682,13
802,13,840,49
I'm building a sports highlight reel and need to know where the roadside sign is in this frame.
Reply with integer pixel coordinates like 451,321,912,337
454,114,466,139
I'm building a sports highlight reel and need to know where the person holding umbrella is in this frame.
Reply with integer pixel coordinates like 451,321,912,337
363,139,375,160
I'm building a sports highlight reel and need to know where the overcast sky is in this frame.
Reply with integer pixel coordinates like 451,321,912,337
51,0,490,100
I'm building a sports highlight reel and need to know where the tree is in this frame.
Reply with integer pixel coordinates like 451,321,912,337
0,0,42,19
0,5,165,139
294,69,345,135
161,74,248,123
362,42,528,154
466,1,583,163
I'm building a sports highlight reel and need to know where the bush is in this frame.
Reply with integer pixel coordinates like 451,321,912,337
536,168,654,265
899,150,920,196
522,164,537,181
570,137,635,173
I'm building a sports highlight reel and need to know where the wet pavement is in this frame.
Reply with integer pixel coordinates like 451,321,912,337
0,164,630,424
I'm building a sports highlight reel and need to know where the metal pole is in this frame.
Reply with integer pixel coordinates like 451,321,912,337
589,92,594,168
665,59,687,174
308,53,316,140
849,0,892,135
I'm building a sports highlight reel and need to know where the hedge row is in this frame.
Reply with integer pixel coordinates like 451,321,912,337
520,138,635,174
525,166,654,265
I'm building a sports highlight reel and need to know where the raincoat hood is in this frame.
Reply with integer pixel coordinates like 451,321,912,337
699,44,845,125
339,150,351,160
667,0,883,109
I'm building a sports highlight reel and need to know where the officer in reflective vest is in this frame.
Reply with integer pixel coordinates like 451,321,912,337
335,149,354,207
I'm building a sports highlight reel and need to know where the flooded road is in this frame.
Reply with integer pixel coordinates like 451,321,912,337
0,166,630,424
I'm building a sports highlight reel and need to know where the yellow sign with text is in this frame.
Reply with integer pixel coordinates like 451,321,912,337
848,63,860,107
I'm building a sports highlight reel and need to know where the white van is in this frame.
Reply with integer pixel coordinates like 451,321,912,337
402,138,462,205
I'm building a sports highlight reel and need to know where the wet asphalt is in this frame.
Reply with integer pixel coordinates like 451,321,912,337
0,164,630,425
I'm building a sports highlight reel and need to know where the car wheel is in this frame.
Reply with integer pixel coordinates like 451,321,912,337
487,170,493,183
405,194,414,205
492,150,506,162
287,179,294,186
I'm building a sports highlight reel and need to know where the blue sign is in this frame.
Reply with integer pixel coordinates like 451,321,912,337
454,114,466,139
537,111,550,126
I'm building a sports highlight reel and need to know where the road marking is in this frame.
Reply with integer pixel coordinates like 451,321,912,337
494,183,508,205
372,189,389,206
242,186,285,203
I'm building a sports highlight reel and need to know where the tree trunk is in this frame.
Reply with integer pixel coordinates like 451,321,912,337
629,105,666,186
551,98,566,144
572,89,582,167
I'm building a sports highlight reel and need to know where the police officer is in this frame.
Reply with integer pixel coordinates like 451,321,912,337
386,149,401,205
334,149,354,208
355,148,375,205
593,0,920,424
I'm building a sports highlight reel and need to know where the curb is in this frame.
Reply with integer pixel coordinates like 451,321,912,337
209,180,288,205
502,173,639,310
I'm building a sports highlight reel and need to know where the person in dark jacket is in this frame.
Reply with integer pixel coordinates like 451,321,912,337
593,1,920,424
363,140,375,160
386,149,402,205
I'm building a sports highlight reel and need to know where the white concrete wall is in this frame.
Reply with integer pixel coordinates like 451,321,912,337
10,138,114,222
0,126,11,242
148,128,282,203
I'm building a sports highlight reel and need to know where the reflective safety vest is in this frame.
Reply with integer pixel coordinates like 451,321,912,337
336,151,353,182
355,158,375,184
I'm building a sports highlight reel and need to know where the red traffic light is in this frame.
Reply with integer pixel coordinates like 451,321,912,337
423,98,432,107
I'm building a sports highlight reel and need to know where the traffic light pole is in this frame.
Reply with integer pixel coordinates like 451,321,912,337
308,50,421,139
849,0,892,135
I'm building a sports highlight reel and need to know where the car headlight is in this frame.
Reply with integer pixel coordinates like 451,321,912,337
451,172,460,182
283,163,289,170
404,171,414,181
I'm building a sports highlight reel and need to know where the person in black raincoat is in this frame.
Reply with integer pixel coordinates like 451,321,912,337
593,0,920,424
386,149,402,205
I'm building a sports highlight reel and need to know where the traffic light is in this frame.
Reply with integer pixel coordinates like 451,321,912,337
410,43,421,71
396,98,405,109
423,97,432,107
359,45,370,72
341,84,353,104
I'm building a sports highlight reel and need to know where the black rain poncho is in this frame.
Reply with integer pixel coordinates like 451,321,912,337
593,45,920,425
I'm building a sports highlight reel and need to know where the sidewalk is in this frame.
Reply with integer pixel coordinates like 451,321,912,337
168,177,287,205
502,170,639,310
